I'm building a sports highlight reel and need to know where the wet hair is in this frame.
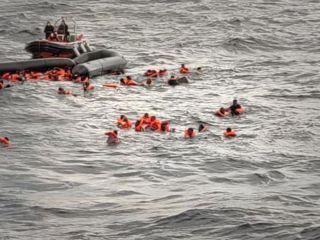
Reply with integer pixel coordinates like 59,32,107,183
4,137,9,141
226,128,232,132
150,116,156,121
143,113,149,118
126,76,132,80
181,64,185,67
58,87,63,91
113,130,118,135
120,115,125,120
146,78,152,84
188,127,194,132
220,107,225,113
120,78,125,84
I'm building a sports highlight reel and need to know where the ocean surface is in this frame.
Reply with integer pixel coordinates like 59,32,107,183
0,0,320,239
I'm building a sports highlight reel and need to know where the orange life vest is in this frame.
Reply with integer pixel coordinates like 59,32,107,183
180,67,189,74
215,110,226,117
0,137,10,145
149,119,161,130
224,130,236,137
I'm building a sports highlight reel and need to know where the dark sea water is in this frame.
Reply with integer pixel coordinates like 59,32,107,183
1,0,320,239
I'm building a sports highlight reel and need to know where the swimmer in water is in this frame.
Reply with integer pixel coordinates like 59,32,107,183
0,136,10,145
105,130,120,144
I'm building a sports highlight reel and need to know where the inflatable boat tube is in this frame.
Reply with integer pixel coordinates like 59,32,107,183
0,58,75,74
72,50,127,77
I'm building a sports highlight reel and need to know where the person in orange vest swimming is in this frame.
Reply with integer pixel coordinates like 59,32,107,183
179,64,189,74
57,87,72,95
147,116,161,131
159,121,175,133
224,127,237,137
215,107,227,117
105,130,120,145
83,81,94,91
0,136,10,145
198,124,208,132
120,76,141,86
184,128,196,138
158,69,167,77
117,115,126,127
134,120,144,132
118,116,132,129
140,113,151,125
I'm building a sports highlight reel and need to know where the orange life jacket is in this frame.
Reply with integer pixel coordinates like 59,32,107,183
135,124,144,132
149,119,161,130
140,116,151,125
224,130,236,137
0,137,10,145
180,67,189,74
215,110,226,117
184,129,196,138
2,73,11,80
124,79,138,86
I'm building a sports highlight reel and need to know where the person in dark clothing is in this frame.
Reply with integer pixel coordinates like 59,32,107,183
57,17,69,41
229,99,242,116
44,21,54,39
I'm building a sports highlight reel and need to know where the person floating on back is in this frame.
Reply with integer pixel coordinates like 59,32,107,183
179,64,189,74
105,130,120,145
224,127,236,138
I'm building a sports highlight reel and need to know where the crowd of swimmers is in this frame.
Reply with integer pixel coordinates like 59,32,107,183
104,98,243,145
1,63,244,147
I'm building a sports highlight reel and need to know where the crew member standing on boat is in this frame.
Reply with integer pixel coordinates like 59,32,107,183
57,17,69,41
44,21,54,39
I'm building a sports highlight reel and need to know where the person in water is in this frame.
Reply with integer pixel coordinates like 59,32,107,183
215,107,227,117
198,124,208,132
179,64,189,74
229,99,242,116
0,80,12,90
83,81,94,92
0,136,10,145
57,87,72,95
168,75,179,86
224,127,236,137
105,130,120,145
184,128,196,138
44,21,54,39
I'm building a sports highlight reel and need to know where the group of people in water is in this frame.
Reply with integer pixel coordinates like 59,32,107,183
0,63,244,146
104,98,243,145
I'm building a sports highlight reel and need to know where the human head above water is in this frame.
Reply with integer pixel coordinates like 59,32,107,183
226,127,232,132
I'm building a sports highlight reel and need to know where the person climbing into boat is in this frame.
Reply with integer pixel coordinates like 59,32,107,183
105,130,120,145
44,21,54,39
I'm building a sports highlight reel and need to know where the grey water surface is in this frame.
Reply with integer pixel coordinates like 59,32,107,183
0,0,320,239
